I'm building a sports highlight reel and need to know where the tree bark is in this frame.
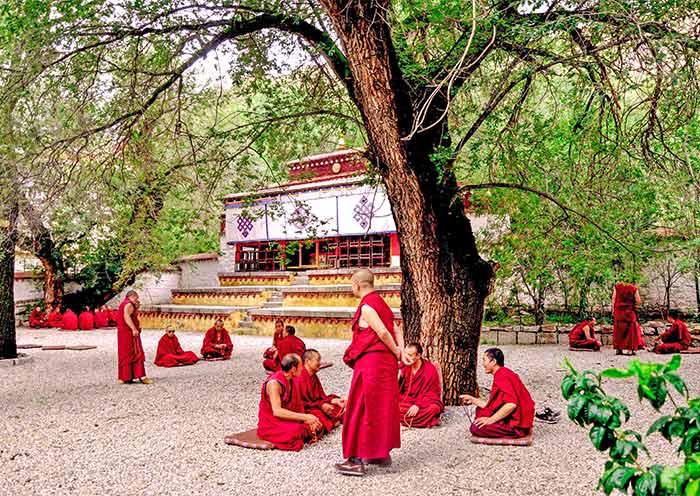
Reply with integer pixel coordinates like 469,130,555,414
319,0,494,404
0,189,18,359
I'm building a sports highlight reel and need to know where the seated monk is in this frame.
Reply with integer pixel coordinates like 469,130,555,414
653,312,692,354
264,325,306,373
108,306,119,326
569,318,602,351
201,319,233,359
78,307,95,330
28,306,47,328
297,349,346,433
154,326,199,367
94,305,110,328
399,342,444,428
61,309,79,331
257,353,323,451
262,319,285,372
461,347,535,439
46,305,63,328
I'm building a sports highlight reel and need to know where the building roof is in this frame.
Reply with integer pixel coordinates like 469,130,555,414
223,173,367,203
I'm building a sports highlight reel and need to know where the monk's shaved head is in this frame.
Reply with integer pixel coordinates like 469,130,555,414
126,290,138,298
281,353,301,372
302,349,321,363
352,269,374,287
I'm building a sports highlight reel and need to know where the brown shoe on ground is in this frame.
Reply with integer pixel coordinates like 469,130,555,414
335,459,366,476
139,377,154,385
117,380,133,385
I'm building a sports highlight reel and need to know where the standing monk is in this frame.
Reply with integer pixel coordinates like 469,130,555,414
399,343,444,428
28,306,47,328
116,290,152,384
257,353,323,451
569,318,602,351
612,282,642,355
297,349,346,433
46,305,63,328
201,319,233,360
336,269,402,477
652,312,692,354
461,348,535,439
154,326,199,367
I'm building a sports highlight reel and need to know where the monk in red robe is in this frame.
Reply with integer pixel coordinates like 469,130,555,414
653,312,692,354
154,326,199,367
336,269,402,477
612,282,642,355
108,306,119,326
46,305,63,328
116,290,152,384
461,348,535,439
569,318,602,351
28,306,47,328
296,349,345,433
201,319,233,359
257,353,322,451
264,325,306,372
262,319,285,372
94,305,110,328
399,343,444,428
61,309,78,331
78,307,95,330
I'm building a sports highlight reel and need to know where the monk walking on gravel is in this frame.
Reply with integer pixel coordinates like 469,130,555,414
335,269,402,477
116,290,152,384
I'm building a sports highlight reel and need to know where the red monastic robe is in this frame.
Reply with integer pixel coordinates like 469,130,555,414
264,334,306,372
116,298,146,382
569,320,601,350
655,319,692,354
94,310,110,328
257,370,310,451
296,367,342,433
154,333,199,367
342,291,400,460
399,360,444,428
201,327,233,359
471,366,535,439
108,309,119,326
613,283,641,351
61,309,79,331
46,309,63,328
78,311,95,330
28,309,47,328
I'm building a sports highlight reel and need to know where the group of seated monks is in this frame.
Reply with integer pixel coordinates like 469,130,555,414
153,319,233,367
568,312,693,354
29,304,118,331
256,344,534,451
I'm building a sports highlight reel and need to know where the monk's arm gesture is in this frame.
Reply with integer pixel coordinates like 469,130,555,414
267,381,322,431
583,325,592,341
611,287,616,315
474,403,517,427
123,303,139,337
361,305,401,359
459,393,487,408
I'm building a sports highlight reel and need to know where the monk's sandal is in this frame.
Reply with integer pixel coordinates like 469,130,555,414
335,459,366,476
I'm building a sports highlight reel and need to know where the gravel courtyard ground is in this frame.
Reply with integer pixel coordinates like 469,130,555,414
2,327,699,496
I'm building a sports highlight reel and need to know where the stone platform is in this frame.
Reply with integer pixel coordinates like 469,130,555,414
218,271,295,286
306,267,401,285
139,304,246,332
280,284,400,307
171,287,275,307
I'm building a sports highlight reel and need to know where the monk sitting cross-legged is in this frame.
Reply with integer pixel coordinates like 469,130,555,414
257,353,323,451
296,349,346,433
265,325,306,373
569,318,602,351
61,308,79,331
94,305,110,328
262,319,285,372
28,306,47,328
46,305,63,328
201,319,233,360
78,307,95,331
154,326,199,367
652,312,692,354
461,348,535,439
399,342,444,428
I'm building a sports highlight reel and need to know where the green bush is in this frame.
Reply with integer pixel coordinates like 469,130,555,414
561,356,700,495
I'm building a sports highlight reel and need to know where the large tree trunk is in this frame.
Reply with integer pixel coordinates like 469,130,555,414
320,0,494,404
0,186,18,359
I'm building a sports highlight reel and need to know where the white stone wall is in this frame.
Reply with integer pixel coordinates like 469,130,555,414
108,270,181,306
14,277,43,302
178,259,219,288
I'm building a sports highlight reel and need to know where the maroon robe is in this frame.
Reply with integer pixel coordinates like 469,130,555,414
471,366,535,438
655,319,692,354
28,309,47,328
108,309,119,326
46,309,63,328
78,311,95,330
569,320,601,350
613,283,641,351
399,360,444,428
94,310,110,328
342,291,400,460
201,327,233,359
154,333,199,367
61,309,78,331
296,367,342,433
257,370,311,451
116,298,146,382
264,334,305,372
